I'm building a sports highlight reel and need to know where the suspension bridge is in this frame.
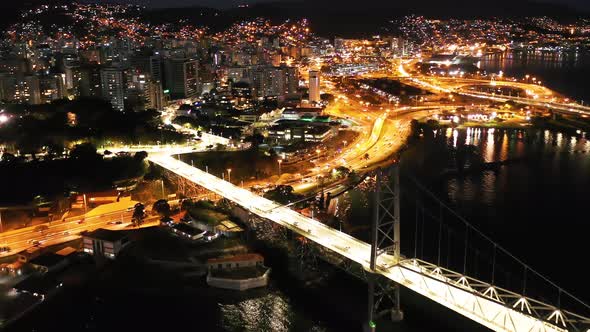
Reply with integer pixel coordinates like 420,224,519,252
148,152,590,332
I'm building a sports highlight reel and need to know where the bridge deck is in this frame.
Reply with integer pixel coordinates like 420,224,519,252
149,154,583,332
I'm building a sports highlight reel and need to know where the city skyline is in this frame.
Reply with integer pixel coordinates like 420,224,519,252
0,1,588,332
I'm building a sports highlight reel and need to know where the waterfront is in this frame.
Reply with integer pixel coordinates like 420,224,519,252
480,50,590,103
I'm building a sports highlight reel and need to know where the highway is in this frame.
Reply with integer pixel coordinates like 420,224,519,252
0,200,156,258
397,60,590,116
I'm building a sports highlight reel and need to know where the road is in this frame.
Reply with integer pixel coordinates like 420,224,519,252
397,60,590,116
0,200,157,258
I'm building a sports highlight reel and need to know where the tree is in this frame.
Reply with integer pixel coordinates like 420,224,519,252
244,133,264,147
180,199,194,211
133,151,148,161
0,152,16,164
132,202,146,226
70,142,100,161
152,199,171,218
44,142,64,160
333,166,351,179
410,119,420,139
263,185,303,205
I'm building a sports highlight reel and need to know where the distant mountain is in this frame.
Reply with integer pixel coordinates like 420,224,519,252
0,0,70,30
143,0,587,37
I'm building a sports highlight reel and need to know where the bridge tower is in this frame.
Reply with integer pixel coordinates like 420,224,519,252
366,166,403,331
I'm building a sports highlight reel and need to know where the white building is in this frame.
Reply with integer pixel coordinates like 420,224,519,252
308,70,320,103
100,67,126,111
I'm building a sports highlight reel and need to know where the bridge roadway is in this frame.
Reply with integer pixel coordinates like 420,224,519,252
149,153,583,332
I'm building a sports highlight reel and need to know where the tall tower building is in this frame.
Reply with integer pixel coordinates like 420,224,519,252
308,70,320,103
100,67,126,112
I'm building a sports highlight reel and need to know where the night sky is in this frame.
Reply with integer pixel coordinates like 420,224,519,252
125,0,590,11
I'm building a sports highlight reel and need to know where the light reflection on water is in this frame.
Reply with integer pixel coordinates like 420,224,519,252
442,127,590,206
220,292,326,332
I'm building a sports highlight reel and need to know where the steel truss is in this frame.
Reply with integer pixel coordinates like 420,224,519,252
392,259,590,332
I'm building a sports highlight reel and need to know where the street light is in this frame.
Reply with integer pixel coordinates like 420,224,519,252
227,169,232,183
277,159,283,176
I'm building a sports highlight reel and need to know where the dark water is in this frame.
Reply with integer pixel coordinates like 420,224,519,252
401,127,590,301
479,50,590,103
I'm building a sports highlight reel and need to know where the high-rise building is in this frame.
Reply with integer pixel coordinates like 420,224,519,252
164,57,199,99
248,66,299,99
308,70,320,103
227,66,249,84
17,76,41,104
130,51,162,81
264,67,285,97
0,74,16,102
100,67,126,111
283,66,299,95
39,74,65,103
147,80,164,110
79,64,102,98
64,61,81,91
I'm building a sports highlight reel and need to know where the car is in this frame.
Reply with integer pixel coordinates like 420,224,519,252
63,231,70,236
29,240,41,247
107,220,123,225
35,225,49,233
77,219,84,224
203,231,219,242
0,246,10,253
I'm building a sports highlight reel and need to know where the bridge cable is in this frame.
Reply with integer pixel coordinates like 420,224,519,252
491,244,496,285
463,224,469,275
446,227,451,269
420,205,425,260
437,203,443,266
414,199,419,258
404,174,590,310
523,266,527,297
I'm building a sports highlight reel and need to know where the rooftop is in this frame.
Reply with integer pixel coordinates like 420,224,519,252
216,220,244,233
172,223,206,236
83,228,128,242
209,265,268,279
207,253,264,265
29,253,68,268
